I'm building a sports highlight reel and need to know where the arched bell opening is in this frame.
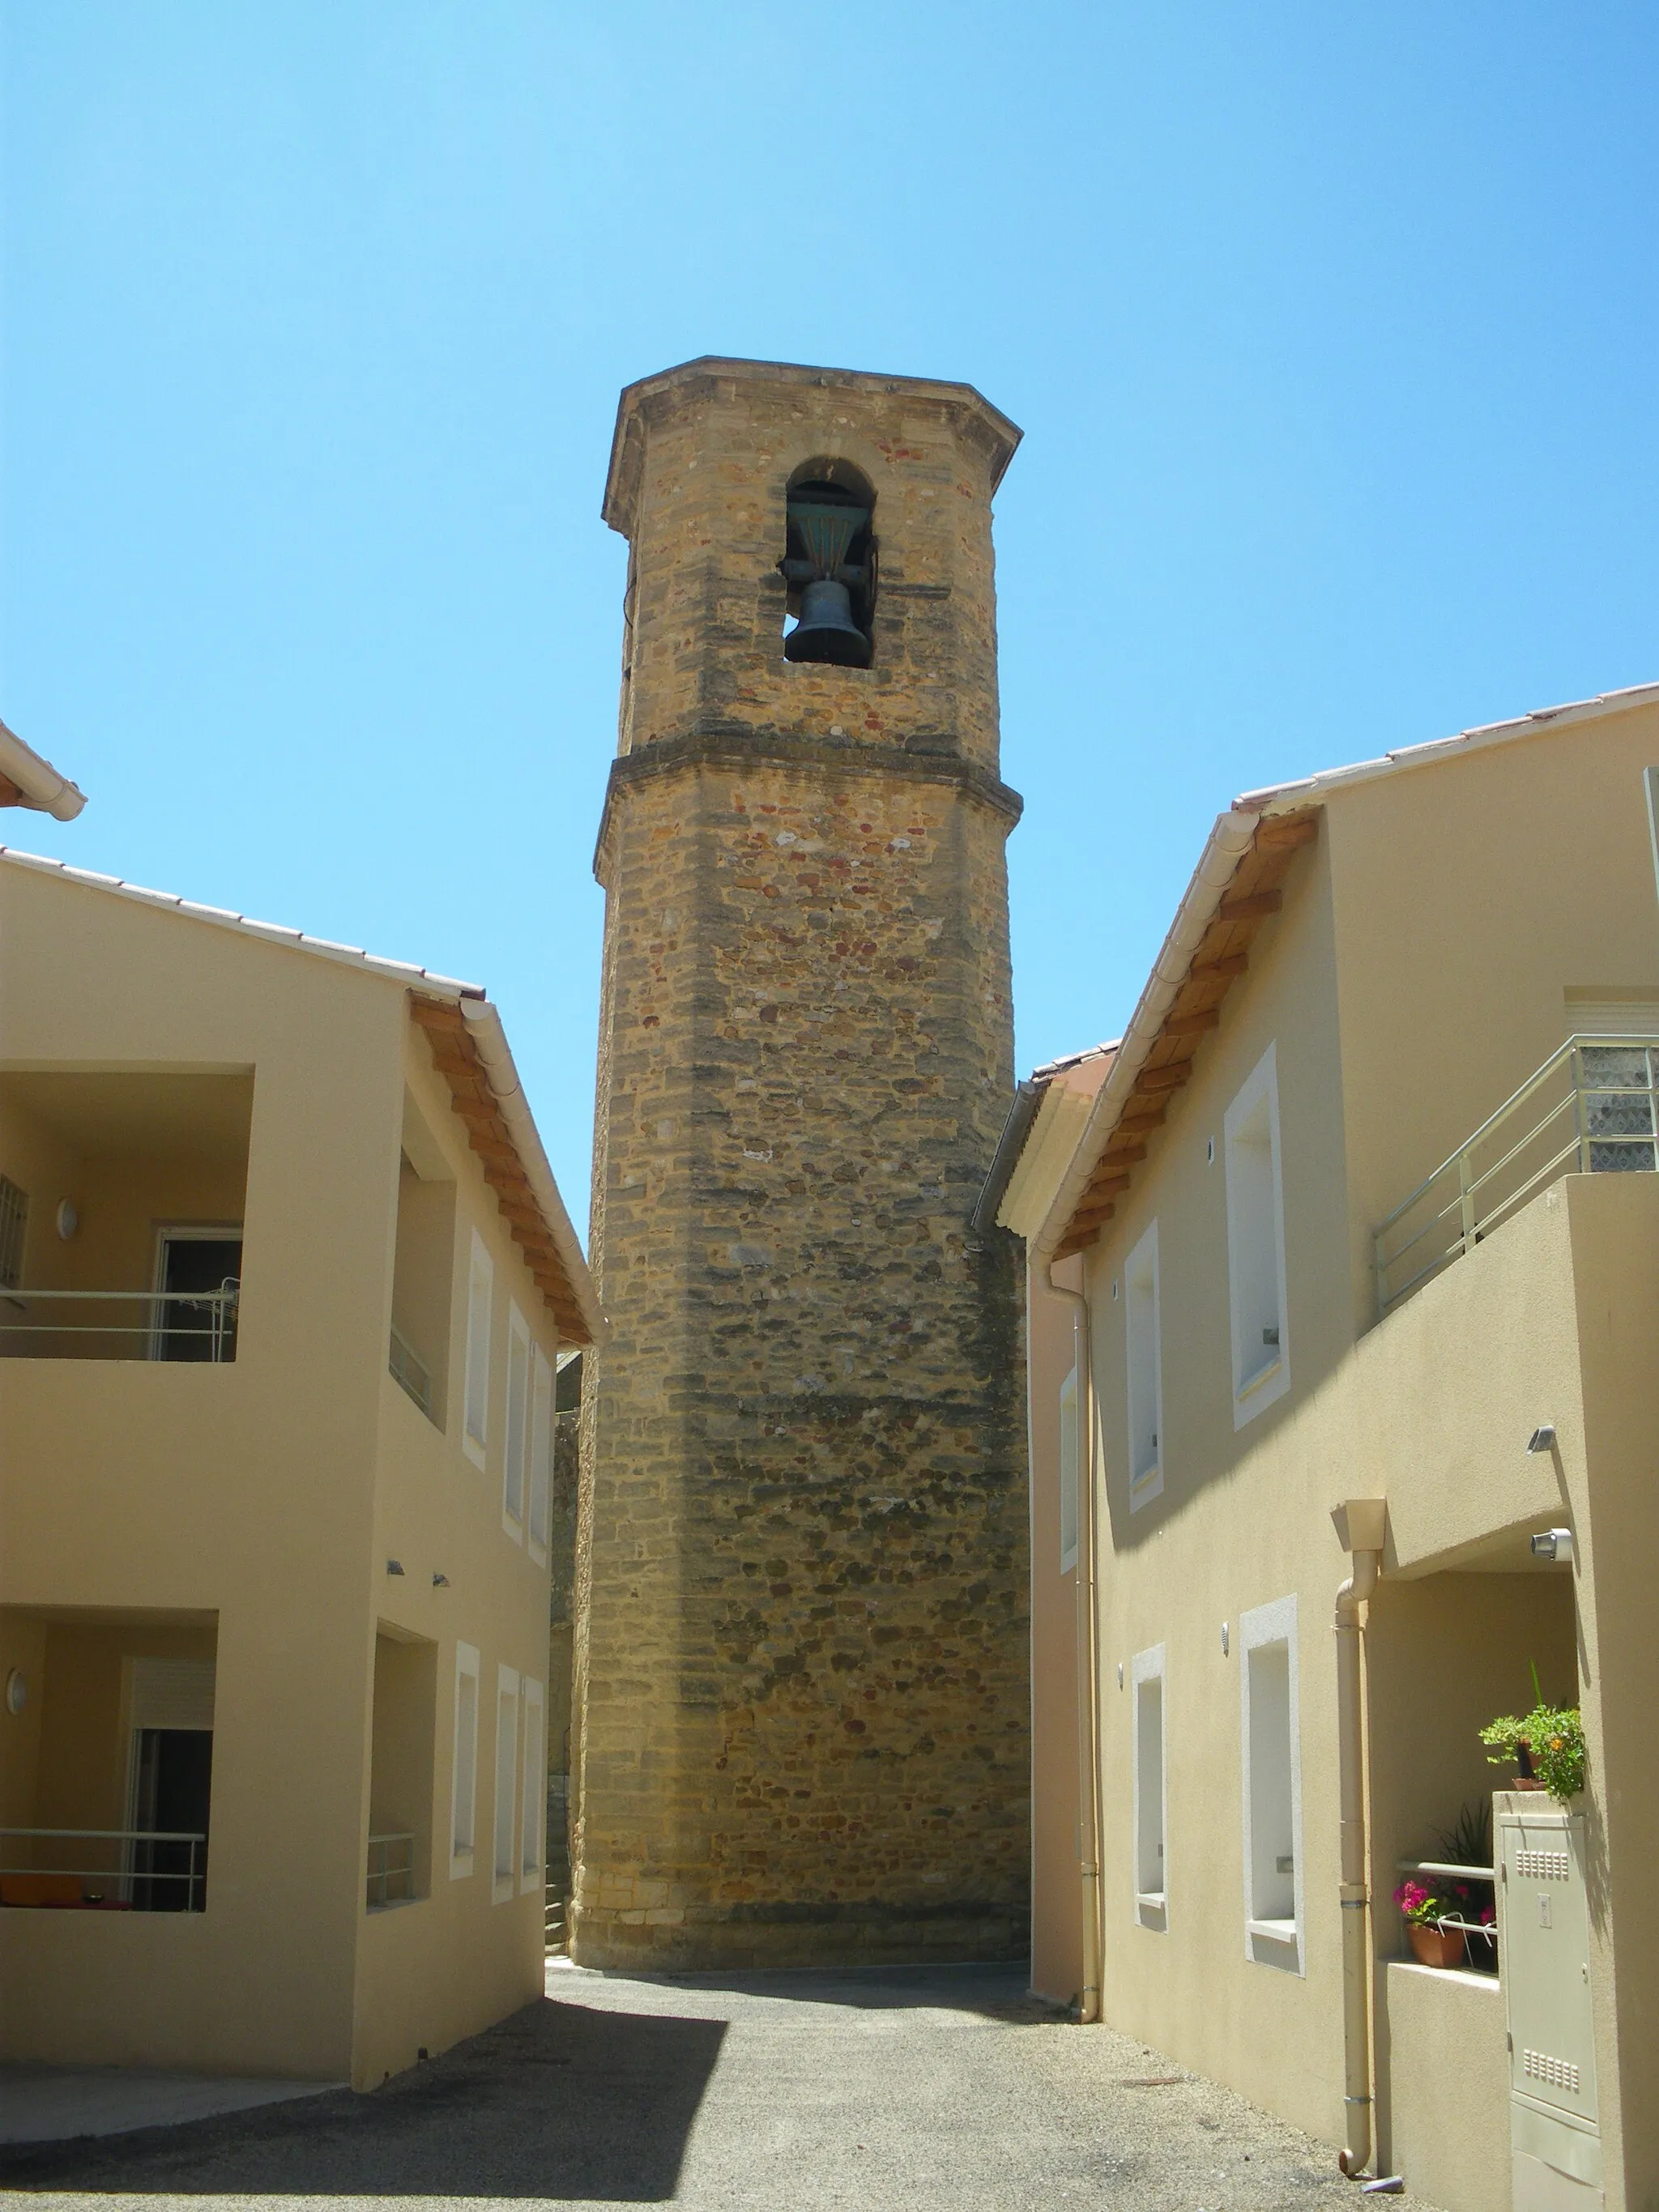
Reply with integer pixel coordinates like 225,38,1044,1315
779,459,877,668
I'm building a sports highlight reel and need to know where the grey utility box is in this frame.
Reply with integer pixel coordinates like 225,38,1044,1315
1498,1795,1601,2211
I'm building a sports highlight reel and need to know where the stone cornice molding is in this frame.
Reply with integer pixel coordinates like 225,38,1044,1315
592,723,1024,882
603,356,1022,538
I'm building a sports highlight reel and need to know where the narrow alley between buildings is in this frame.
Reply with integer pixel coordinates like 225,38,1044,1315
0,1958,1441,2210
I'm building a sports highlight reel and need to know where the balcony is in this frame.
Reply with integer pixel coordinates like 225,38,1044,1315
0,1069,251,1362
0,1608,217,1917
1375,1035,1658,1315
1,1284,239,1362
0,1827,208,1912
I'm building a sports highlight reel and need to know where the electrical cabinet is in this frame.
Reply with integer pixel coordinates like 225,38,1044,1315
1499,1797,1602,2211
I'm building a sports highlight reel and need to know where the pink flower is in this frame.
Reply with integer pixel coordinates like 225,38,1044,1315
1393,1880,1429,1916
1479,1907,1496,1926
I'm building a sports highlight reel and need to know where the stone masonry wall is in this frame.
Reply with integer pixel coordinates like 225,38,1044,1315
573,361,1030,1968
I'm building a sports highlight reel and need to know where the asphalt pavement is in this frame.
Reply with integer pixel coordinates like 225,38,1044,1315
0,1956,1440,2210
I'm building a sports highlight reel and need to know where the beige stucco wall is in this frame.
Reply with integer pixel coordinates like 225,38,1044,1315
1377,1963,1509,2212
1026,1255,1081,2006
1326,698,1659,1319
0,863,565,2087
1040,702,1659,2207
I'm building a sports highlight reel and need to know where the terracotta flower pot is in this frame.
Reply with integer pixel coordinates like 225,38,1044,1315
1511,1775,1548,1792
1408,1921,1467,1970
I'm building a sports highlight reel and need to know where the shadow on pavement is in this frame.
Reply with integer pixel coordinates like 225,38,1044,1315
0,1999,725,2204
637,1957,1064,2022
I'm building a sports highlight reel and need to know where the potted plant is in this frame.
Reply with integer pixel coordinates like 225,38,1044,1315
1393,1879,1468,1969
1479,1664,1587,1801
1433,1801,1498,1971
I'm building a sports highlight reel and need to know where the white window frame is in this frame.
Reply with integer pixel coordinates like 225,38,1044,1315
1239,1594,1303,1974
528,1345,554,1566
463,1232,493,1469
492,1664,519,1903
1225,1044,1290,1429
1132,1642,1167,1929
1124,1221,1163,1508
502,1302,531,1540
450,1642,480,1877
519,1676,545,1894
1058,1365,1080,1574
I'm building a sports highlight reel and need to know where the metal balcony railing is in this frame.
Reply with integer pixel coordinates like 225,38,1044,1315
0,1826,207,1911
1375,1036,1659,1315
387,1323,433,1414
366,1831,416,1909
1397,1857,1499,1965
0,1283,239,1362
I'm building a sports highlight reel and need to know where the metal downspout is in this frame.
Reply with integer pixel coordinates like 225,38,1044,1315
1046,1256,1102,2025
1335,1541,1380,2178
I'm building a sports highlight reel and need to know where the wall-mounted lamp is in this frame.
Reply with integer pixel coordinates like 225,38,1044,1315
432,1572,450,1588
1526,1425,1557,1455
55,1200,78,1240
1531,1528,1574,1564
1116,1661,1124,1690
386,1559,405,1577
1206,1138,1215,1165
5,1669,27,1715
1220,1622,1230,1656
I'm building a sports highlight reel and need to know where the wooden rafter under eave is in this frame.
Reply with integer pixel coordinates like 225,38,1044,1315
1051,808,1319,1259
408,996,595,1345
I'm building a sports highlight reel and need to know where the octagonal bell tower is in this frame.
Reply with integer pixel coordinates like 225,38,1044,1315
573,357,1029,1969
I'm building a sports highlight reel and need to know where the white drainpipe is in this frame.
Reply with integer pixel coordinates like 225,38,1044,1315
1332,1498,1388,2179
1047,1256,1102,2024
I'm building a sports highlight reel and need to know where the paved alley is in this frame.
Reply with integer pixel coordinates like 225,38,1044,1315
0,1958,1441,2211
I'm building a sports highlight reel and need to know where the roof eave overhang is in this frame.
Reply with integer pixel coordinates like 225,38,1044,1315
1038,799,1318,1263
410,995,605,1348
0,719,86,821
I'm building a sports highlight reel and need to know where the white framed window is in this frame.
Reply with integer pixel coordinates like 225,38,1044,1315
502,1303,530,1538
1132,1643,1167,1928
1124,1221,1162,1507
1225,1045,1290,1427
463,1233,493,1468
1058,1365,1080,1574
528,1345,554,1564
1240,1595,1303,1973
450,1642,480,1877
519,1676,545,1893
493,1664,519,1903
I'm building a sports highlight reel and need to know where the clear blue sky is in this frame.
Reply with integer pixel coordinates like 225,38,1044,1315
4,4,1656,1230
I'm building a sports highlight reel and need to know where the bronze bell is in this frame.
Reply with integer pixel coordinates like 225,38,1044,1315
781,486,874,667
786,576,869,665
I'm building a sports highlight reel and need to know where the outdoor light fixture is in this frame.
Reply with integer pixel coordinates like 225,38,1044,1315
386,1559,405,1577
432,1572,450,1588
5,1669,27,1715
1221,1622,1230,1656
1531,1528,1575,1563
1526,1425,1557,1455
55,1200,77,1240
1116,1662,1124,1689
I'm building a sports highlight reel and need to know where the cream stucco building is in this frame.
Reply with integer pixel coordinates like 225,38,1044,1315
992,686,1659,2212
0,845,601,2089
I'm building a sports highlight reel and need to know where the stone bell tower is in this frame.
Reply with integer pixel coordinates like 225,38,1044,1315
572,356,1029,1969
